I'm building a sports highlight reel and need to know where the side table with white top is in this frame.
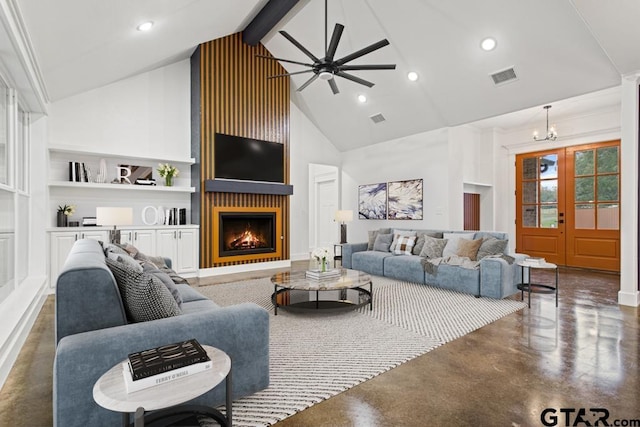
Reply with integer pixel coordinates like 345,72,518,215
93,345,232,427
516,260,559,308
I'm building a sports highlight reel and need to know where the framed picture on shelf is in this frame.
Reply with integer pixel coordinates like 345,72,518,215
388,179,423,220
117,165,153,184
358,182,387,219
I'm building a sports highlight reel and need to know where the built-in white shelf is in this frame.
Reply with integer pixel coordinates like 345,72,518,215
48,181,195,193
48,145,195,165
463,181,493,187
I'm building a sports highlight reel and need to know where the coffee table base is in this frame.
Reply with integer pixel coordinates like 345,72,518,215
273,286,372,314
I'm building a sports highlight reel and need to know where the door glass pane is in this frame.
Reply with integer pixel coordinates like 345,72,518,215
523,206,537,227
597,204,619,230
574,150,594,176
540,180,557,203
523,157,537,179
575,177,594,202
597,175,618,201
523,181,537,204
575,204,595,229
540,154,558,179
597,147,618,173
540,204,557,228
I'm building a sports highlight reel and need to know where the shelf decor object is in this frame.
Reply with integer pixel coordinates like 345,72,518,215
57,204,75,227
157,163,179,187
96,207,133,244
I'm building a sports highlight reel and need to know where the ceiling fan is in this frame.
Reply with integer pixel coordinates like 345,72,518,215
259,0,396,94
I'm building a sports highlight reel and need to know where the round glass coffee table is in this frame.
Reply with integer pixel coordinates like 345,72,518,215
271,269,372,315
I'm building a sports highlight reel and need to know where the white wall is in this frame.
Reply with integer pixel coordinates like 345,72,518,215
341,128,450,244
289,102,341,260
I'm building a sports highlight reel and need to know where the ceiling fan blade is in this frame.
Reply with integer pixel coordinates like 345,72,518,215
267,70,314,79
334,39,390,66
256,55,314,68
325,23,344,62
328,78,339,94
335,71,375,88
297,74,320,92
339,64,396,71
279,31,320,63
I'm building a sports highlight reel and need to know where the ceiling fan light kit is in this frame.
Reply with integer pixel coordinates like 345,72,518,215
533,105,558,141
261,0,396,94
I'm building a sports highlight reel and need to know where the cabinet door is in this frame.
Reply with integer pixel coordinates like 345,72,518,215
134,229,156,255
175,228,198,273
50,232,80,288
156,229,178,263
120,230,135,246
79,230,108,241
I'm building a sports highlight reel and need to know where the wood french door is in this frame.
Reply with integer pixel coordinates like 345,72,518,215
516,140,620,272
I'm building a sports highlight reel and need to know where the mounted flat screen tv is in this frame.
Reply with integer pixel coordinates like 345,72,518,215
214,133,284,183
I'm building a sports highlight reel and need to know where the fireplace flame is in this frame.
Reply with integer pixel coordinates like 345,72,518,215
228,228,265,250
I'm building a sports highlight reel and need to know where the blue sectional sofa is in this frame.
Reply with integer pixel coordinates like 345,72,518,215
342,229,526,299
53,239,269,427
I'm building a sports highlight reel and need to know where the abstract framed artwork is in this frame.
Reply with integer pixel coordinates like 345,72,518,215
358,182,387,219
388,179,423,220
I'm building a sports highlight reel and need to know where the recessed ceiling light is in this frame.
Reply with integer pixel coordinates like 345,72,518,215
358,94,367,103
137,21,154,32
407,71,419,82
481,37,497,51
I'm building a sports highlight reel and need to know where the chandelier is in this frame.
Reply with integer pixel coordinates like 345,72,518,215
533,105,558,141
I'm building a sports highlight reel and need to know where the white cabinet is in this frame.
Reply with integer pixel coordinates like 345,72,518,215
156,227,198,274
49,229,109,287
120,228,156,256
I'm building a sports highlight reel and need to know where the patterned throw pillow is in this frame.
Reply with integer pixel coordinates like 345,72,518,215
419,236,448,259
389,229,417,252
442,232,475,258
412,231,445,255
373,233,393,252
456,238,483,261
106,257,182,322
393,235,417,255
477,237,508,260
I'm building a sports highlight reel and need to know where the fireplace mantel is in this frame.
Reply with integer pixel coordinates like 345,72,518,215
205,179,293,196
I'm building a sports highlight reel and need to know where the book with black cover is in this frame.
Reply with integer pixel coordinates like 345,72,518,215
127,339,210,381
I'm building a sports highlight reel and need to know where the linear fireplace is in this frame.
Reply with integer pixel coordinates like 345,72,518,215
212,206,283,264
219,212,275,257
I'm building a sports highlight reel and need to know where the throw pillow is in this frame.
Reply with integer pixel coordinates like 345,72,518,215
373,233,393,252
477,237,508,260
106,251,143,273
393,235,417,255
389,229,417,252
456,238,483,261
106,257,182,322
367,230,379,251
442,232,475,258
102,242,129,257
412,231,445,255
141,261,183,306
419,236,448,259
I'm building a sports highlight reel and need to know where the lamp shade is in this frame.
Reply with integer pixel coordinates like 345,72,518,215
334,210,353,223
96,207,133,226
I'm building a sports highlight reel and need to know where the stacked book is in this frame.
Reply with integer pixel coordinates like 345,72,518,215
122,338,211,393
306,269,341,280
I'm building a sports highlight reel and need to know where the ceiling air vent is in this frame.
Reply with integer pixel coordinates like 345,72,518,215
370,113,386,124
490,67,518,86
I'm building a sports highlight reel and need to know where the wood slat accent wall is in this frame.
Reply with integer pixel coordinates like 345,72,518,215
197,33,290,268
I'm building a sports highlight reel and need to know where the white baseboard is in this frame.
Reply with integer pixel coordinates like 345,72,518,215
618,290,640,307
199,260,292,277
290,252,311,261
0,276,48,391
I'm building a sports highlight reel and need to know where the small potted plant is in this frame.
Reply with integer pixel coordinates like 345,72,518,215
57,204,76,227
157,163,179,187
311,247,332,272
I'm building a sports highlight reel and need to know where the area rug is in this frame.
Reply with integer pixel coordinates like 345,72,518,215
196,276,526,426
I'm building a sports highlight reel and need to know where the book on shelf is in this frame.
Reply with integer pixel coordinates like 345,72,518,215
306,269,341,279
122,359,212,393
127,338,210,381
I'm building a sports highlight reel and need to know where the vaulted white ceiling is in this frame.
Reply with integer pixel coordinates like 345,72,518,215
14,0,640,151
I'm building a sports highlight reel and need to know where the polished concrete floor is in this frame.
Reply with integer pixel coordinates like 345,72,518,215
0,266,637,427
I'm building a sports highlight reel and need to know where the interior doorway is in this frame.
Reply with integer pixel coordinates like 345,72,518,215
308,164,339,251
515,140,620,271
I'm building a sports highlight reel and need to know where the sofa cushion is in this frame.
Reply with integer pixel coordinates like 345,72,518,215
457,238,483,261
373,233,393,252
393,235,417,255
106,257,182,322
442,232,475,258
477,237,508,259
106,251,142,273
384,255,425,283
412,231,445,255
174,283,210,303
180,299,219,314
390,229,417,252
352,250,394,276
367,228,392,250
141,261,183,306
419,236,448,258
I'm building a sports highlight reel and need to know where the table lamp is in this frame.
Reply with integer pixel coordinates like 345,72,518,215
335,210,353,244
96,207,133,244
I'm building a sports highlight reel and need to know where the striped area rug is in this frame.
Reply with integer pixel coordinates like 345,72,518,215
197,275,526,426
